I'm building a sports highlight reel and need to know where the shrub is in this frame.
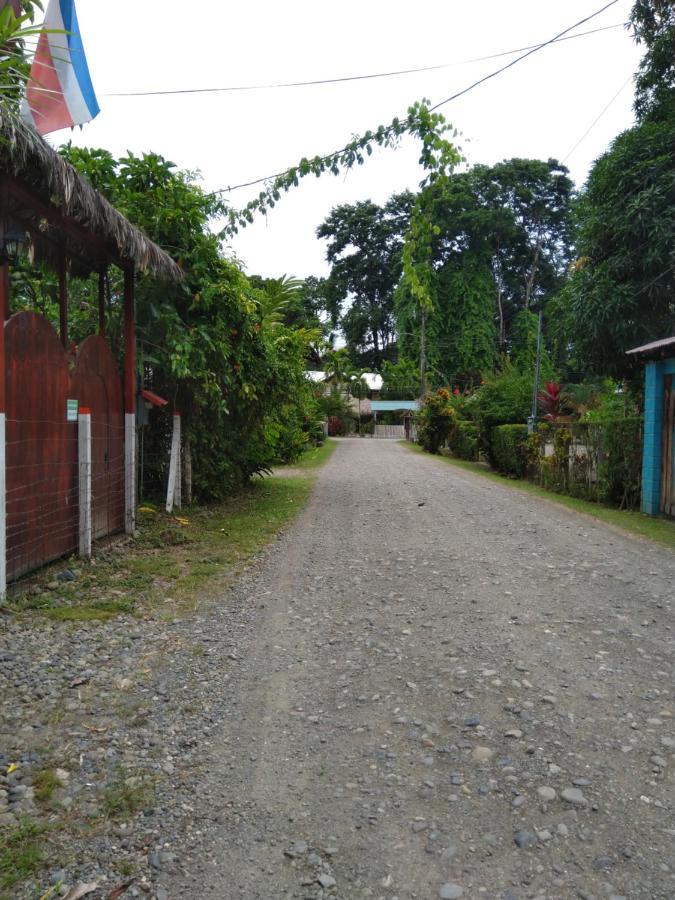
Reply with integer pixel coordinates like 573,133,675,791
418,389,456,454
448,422,479,461
465,362,534,426
490,424,530,477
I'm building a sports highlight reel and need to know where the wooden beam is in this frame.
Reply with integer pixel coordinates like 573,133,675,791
98,269,106,336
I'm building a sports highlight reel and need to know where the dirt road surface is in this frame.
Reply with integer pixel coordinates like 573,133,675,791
168,439,674,900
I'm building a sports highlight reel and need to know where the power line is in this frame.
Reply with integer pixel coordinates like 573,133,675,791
429,0,620,112
208,1,622,199
104,22,626,99
562,74,633,162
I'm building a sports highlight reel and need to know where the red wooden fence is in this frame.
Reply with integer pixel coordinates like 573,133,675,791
5,312,125,581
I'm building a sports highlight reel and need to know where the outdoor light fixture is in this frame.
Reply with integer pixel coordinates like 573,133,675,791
0,221,26,264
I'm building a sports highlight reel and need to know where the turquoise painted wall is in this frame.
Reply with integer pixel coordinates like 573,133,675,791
641,358,675,515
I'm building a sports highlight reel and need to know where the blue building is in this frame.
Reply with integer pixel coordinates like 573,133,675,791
627,337,675,517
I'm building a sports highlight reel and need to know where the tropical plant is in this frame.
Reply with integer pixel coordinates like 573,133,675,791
537,381,569,421
417,388,456,454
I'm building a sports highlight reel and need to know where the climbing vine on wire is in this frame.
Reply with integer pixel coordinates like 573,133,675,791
224,100,462,235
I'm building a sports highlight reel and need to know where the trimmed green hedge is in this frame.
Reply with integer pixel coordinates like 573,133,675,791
490,424,530,477
449,422,479,461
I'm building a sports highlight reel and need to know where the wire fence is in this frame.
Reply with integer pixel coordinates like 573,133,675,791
5,416,126,581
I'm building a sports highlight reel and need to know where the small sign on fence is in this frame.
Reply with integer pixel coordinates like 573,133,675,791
66,398,78,422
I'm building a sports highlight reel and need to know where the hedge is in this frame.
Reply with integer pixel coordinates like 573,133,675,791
448,422,479,461
490,424,530,477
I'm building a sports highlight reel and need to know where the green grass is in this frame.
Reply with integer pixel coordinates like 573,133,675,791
0,819,49,895
102,768,149,819
128,557,181,579
402,440,675,549
33,768,61,805
294,438,338,470
9,438,334,621
40,600,134,622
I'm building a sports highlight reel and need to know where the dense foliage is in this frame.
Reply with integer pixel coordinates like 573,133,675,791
490,425,530,478
556,1,675,380
317,193,413,368
417,388,456,454
12,146,322,499
395,158,573,384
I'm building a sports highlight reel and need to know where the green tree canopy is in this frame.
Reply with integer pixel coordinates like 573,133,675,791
317,192,414,368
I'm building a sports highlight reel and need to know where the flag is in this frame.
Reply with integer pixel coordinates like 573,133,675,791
20,0,99,135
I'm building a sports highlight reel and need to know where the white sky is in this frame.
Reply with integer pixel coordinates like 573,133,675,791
52,0,642,280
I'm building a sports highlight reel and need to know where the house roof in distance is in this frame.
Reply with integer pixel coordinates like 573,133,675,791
304,371,383,391
626,336,675,359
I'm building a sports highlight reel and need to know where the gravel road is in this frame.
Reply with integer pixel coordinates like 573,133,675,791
4,437,674,900
167,438,674,900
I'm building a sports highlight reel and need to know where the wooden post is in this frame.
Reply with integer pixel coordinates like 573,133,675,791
166,413,182,513
123,266,136,534
58,245,68,348
78,407,92,557
98,269,106,337
0,264,7,597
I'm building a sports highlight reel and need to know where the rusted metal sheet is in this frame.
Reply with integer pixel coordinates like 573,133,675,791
70,335,124,540
5,313,126,581
5,312,77,580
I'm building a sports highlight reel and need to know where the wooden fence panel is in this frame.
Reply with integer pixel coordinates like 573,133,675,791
5,312,77,580
5,314,126,582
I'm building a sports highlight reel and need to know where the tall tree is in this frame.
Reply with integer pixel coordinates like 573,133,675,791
558,1,675,379
630,0,675,121
396,160,573,383
317,191,414,368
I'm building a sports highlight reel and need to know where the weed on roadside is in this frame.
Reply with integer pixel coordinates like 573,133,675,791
0,818,50,895
102,767,150,819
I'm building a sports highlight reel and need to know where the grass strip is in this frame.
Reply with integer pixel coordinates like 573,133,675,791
293,437,338,469
10,440,336,619
402,440,675,550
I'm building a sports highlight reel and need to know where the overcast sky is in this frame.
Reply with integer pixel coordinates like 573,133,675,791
51,0,642,279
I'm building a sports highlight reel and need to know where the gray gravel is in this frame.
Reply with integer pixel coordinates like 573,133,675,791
2,438,675,899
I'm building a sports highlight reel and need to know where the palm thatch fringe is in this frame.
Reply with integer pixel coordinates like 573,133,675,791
0,108,183,282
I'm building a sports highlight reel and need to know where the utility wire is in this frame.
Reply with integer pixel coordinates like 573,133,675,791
562,74,633,162
104,22,625,98
209,1,622,198
429,0,620,111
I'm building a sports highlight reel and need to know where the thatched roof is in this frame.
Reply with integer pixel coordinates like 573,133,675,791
0,109,183,282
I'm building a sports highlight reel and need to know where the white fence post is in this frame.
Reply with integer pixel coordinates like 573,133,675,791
166,412,182,514
78,407,92,557
125,413,136,534
0,412,5,599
